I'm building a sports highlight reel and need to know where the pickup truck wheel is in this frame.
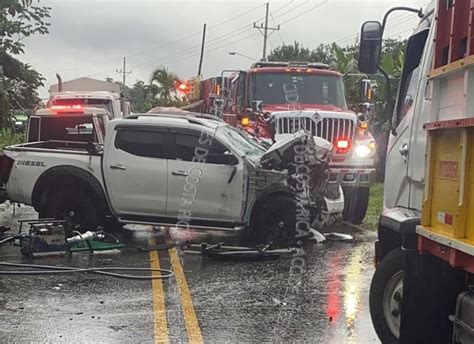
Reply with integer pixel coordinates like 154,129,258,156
369,248,403,344
45,188,101,232
342,186,370,225
251,195,296,247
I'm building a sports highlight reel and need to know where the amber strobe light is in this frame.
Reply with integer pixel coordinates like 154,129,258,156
241,116,249,126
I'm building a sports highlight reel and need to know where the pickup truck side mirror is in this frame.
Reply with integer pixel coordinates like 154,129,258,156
222,151,239,165
358,21,383,74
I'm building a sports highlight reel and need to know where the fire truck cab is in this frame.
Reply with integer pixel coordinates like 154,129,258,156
220,61,376,224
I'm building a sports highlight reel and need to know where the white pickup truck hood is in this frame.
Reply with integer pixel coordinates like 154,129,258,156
259,131,332,170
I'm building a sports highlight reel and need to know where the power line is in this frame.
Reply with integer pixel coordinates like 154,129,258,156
335,12,416,46
278,0,328,26
271,1,295,15
253,2,280,60
334,2,429,47
89,22,257,77
133,32,261,71
50,3,265,75
126,3,265,59
270,9,285,44
130,27,255,72
272,0,311,20
111,1,329,75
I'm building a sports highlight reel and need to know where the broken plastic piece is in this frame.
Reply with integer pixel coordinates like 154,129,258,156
309,227,326,243
323,232,353,241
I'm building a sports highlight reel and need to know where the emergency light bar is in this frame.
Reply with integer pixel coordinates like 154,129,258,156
49,104,84,112
251,61,329,70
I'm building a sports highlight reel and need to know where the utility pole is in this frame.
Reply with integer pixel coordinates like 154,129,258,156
198,23,207,75
116,57,132,87
253,2,280,61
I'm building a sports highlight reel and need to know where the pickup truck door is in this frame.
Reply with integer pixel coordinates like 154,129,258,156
166,128,243,223
103,126,169,216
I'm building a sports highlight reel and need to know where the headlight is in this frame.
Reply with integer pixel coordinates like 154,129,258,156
354,142,374,158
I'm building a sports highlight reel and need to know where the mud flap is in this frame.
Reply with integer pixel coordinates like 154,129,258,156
400,250,465,344
452,291,474,343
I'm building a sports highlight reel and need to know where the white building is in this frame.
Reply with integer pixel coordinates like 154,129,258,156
49,77,120,94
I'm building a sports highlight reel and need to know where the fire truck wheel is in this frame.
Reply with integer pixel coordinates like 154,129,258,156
250,195,296,247
44,188,101,232
369,248,403,344
342,186,369,224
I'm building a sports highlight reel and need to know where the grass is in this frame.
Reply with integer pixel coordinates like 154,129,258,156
361,182,384,231
0,129,24,149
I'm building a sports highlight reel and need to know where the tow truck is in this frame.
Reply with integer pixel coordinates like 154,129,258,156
199,62,376,224
359,1,474,343
47,74,130,119
25,105,109,143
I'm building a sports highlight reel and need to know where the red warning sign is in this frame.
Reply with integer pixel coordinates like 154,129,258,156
438,161,458,180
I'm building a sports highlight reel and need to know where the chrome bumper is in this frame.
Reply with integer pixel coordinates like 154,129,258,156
329,168,375,187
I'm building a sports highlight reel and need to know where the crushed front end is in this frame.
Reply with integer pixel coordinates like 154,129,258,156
256,132,344,227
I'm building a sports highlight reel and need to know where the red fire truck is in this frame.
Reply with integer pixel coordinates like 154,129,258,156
205,61,376,224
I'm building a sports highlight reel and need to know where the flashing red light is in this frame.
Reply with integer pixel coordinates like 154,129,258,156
50,104,84,112
335,138,351,154
176,81,190,94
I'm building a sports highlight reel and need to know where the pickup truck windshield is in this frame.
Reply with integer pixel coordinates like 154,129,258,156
217,124,266,157
250,72,347,108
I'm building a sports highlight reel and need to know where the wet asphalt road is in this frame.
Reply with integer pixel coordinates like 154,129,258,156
0,203,379,343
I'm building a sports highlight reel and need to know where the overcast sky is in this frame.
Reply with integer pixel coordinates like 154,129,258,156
21,0,427,98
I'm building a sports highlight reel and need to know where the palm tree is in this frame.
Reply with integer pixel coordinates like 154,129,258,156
150,67,179,101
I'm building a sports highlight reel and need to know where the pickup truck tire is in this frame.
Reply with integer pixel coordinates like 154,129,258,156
370,248,403,344
342,186,370,225
250,195,296,247
44,188,102,231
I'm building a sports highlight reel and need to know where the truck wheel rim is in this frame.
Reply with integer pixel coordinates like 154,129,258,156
60,200,87,227
383,270,403,339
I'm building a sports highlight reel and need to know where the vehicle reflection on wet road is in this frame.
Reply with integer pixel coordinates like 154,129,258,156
0,203,378,343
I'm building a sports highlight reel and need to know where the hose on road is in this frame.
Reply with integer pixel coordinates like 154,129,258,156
0,262,174,280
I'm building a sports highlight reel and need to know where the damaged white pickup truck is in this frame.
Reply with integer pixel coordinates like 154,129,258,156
0,112,343,245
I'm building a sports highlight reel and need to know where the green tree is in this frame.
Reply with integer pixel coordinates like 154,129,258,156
0,0,50,128
150,67,179,100
310,44,334,64
268,42,314,62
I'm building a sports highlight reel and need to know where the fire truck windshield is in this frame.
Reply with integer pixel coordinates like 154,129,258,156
250,72,347,108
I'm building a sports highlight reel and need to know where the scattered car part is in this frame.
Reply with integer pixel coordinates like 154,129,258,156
184,243,296,261
323,232,353,241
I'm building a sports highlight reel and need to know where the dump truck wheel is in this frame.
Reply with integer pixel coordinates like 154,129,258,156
44,188,102,232
343,186,369,224
370,248,403,344
251,195,296,247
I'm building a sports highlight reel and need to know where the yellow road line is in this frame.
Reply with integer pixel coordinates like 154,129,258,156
149,239,169,344
168,247,203,344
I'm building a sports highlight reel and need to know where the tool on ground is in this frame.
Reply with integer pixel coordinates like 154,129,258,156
67,230,125,253
0,219,125,257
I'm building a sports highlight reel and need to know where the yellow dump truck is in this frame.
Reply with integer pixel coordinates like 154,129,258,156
358,1,474,343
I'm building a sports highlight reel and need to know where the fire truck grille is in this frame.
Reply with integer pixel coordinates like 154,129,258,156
275,117,356,144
